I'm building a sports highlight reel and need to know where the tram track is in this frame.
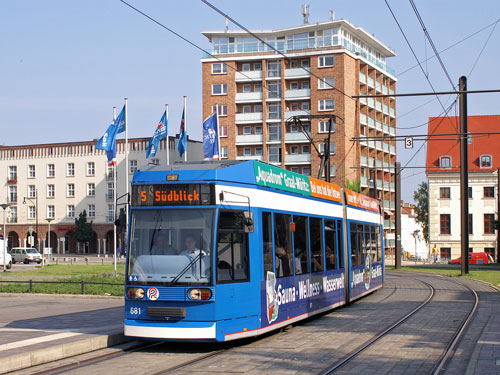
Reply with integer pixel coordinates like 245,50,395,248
319,273,479,375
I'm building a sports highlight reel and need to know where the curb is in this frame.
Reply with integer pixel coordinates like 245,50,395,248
0,332,128,375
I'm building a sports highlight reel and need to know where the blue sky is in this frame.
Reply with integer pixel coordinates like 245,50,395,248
2,0,500,202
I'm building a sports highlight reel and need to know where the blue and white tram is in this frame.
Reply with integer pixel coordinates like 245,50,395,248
124,160,384,342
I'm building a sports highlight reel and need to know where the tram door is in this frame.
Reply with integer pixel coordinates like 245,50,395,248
215,210,255,320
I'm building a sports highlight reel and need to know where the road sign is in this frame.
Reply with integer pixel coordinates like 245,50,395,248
405,137,414,149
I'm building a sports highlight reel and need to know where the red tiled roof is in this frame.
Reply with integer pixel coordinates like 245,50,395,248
426,115,500,173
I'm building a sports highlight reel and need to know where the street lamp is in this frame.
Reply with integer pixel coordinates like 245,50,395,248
46,218,53,265
0,203,10,272
23,189,38,249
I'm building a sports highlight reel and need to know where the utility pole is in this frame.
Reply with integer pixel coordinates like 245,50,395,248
459,76,469,275
395,162,401,268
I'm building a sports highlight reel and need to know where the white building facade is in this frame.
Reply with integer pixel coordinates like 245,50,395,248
400,202,428,260
0,136,202,254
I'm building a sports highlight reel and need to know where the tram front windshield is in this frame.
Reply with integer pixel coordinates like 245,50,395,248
127,209,213,286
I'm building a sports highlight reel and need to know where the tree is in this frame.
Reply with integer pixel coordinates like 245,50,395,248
75,210,94,245
346,178,361,193
413,181,429,243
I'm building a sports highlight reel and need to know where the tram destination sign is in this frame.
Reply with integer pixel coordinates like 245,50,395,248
131,184,215,206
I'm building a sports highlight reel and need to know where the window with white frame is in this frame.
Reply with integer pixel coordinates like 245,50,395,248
107,204,114,222
318,99,335,111
66,163,75,177
242,63,251,71
318,77,335,89
242,105,251,113
255,147,262,156
212,83,228,95
301,81,310,89
47,184,55,198
107,164,114,178
439,155,452,169
87,183,95,197
47,164,55,177
212,105,228,116
28,185,36,198
212,62,227,74
302,167,310,176
28,206,36,219
67,205,75,218
87,162,95,176
480,154,492,168
302,145,310,153
254,62,262,70
254,83,262,92
129,160,138,174
88,204,96,218
243,126,251,135
254,104,262,113
244,148,251,156
67,183,75,197
255,126,262,134
291,167,299,173
107,182,114,200
47,205,55,219
220,125,228,137
318,120,335,133
318,55,334,67
28,165,36,178
242,84,251,93
290,146,299,154
290,82,299,90
8,206,17,223
8,166,17,180
220,146,228,159
301,102,310,110
8,186,17,203
319,142,336,155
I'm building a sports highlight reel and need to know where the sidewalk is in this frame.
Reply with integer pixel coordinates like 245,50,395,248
0,294,127,374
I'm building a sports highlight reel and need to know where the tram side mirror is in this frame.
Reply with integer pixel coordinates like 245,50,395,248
244,211,254,233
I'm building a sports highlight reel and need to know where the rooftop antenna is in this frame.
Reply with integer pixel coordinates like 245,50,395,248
329,10,335,21
301,4,310,24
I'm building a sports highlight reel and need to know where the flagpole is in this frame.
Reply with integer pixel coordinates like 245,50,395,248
216,104,221,159
184,96,187,162
113,106,117,278
124,98,129,278
166,104,169,166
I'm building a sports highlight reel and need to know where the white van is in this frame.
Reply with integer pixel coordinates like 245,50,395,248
10,247,42,264
0,240,12,269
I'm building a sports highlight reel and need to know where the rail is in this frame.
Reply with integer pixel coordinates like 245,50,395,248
0,280,123,294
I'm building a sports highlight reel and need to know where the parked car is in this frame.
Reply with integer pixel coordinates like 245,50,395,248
10,247,42,264
449,252,489,265
0,241,12,269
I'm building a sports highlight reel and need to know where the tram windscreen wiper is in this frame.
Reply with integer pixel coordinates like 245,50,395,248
169,254,201,286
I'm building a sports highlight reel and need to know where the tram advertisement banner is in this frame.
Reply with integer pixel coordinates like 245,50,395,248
309,177,342,203
253,161,311,196
345,189,379,212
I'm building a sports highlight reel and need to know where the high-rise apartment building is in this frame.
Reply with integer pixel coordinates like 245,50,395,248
201,18,397,250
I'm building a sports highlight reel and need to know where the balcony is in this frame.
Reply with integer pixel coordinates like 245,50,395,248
285,109,309,119
235,112,263,123
285,89,310,100
285,132,309,142
235,70,262,81
236,92,263,103
7,178,17,184
284,68,310,79
235,134,263,145
285,153,311,164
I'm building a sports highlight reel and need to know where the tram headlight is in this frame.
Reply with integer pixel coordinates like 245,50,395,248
127,287,145,299
188,288,212,301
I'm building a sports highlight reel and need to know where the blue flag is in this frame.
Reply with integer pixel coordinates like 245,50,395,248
203,112,219,159
115,105,126,133
106,140,117,166
96,123,119,152
177,108,187,158
146,111,167,158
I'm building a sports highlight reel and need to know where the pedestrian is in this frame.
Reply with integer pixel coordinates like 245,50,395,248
432,244,438,263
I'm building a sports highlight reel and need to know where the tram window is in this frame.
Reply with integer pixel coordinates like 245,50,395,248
358,224,365,266
293,215,309,274
324,220,337,270
350,222,358,266
262,212,273,275
310,217,324,272
216,211,249,283
375,225,381,262
337,220,344,268
274,213,293,277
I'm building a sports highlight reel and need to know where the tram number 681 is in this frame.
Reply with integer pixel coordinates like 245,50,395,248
130,307,142,315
